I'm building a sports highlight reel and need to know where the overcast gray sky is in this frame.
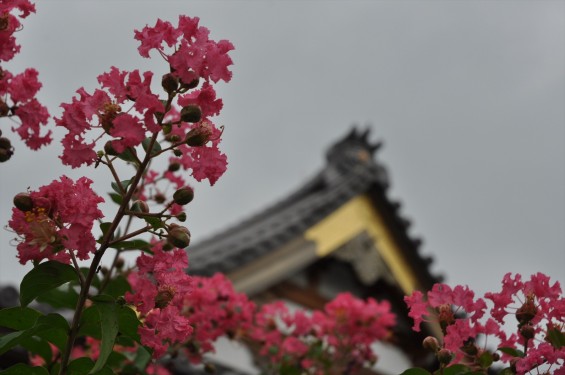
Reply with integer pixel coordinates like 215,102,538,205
1,1,564,300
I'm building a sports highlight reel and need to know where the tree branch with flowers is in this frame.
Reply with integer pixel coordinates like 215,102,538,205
0,2,563,375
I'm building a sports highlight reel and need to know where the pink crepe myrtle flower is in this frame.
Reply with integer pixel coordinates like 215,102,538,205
8,176,104,264
405,274,565,374
0,68,51,149
0,1,51,151
181,273,255,362
135,15,234,84
0,0,35,62
126,242,192,357
56,69,164,168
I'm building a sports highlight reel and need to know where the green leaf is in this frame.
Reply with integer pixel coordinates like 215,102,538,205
118,306,140,343
142,137,162,156
111,179,132,195
143,216,164,230
108,192,123,205
99,222,113,237
478,351,493,368
19,336,53,364
108,239,150,251
89,299,119,374
0,313,68,355
498,346,525,358
103,275,131,298
546,325,565,349
80,267,100,290
439,365,473,375
68,357,94,375
400,369,432,375
78,306,101,339
20,261,78,307
498,368,515,375
279,364,302,375
0,307,42,330
132,345,151,371
36,284,79,310
117,148,138,164
0,363,50,375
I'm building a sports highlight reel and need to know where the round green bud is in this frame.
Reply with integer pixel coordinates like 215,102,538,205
173,187,194,205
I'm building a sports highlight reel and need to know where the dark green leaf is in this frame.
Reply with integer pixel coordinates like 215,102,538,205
440,365,473,375
89,299,119,374
0,313,68,355
279,364,301,375
400,369,432,375
132,345,151,371
0,363,50,375
20,261,78,307
478,351,493,368
142,137,162,156
80,267,100,290
108,193,123,205
99,222,113,237
547,325,565,349
108,239,150,251
68,357,94,375
36,284,79,310
118,306,140,343
111,179,131,195
103,276,131,298
78,306,101,339
143,216,164,230
498,368,514,375
498,346,525,358
117,148,138,164
19,336,53,364
0,307,42,330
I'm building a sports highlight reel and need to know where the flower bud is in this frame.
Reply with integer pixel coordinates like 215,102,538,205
173,149,183,157
13,193,34,212
167,224,191,248
173,186,194,205
115,257,125,269
0,136,12,150
0,15,9,31
516,297,537,326
422,336,440,352
104,140,119,156
437,349,453,365
154,193,166,204
165,134,181,143
0,137,13,162
179,73,199,90
185,122,212,147
168,162,181,172
162,73,179,94
154,285,175,309
176,212,187,222
99,103,121,133
131,200,149,214
0,99,9,117
204,363,216,374
520,324,535,339
180,105,202,123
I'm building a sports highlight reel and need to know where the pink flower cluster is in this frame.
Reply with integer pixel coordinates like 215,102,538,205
249,293,396,374
404,273,565,374
8,176,104,265
181,273,255,362
125,242,192,358
55,15,231,186
0,0,51,150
